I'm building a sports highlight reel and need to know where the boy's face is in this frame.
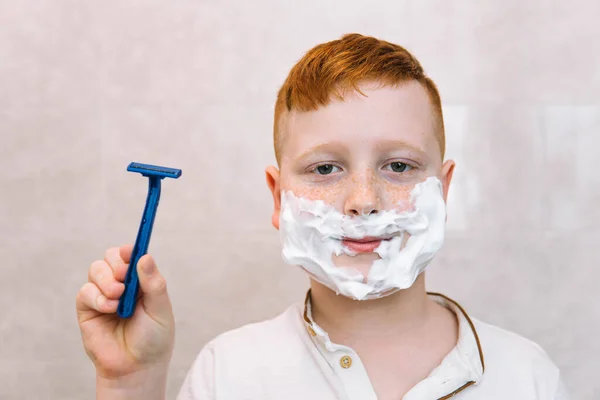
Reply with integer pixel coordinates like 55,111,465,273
267,81,455,276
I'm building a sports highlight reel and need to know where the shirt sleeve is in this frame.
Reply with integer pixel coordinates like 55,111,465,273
176,344,216,400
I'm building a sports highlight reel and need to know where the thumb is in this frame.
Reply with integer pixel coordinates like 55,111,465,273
136,255,173,323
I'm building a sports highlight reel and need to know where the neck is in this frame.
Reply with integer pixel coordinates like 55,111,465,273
309,274,433,342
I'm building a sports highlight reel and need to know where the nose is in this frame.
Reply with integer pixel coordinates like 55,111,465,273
344,172,382,216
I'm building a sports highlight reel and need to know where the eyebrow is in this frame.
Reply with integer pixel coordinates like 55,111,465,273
295,139,428,163
295,143,348,163
373,139,428,157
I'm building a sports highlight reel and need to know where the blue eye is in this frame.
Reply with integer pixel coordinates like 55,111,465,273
314,164,340,175
385,162,413,173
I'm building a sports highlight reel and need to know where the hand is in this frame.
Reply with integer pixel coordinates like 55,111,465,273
76,245,175,380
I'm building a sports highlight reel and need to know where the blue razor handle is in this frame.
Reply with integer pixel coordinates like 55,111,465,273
117,162,182,319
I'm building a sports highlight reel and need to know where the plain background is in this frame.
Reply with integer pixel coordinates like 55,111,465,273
1,1,599,399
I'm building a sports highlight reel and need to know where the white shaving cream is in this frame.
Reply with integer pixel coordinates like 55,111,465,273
279,177,446,300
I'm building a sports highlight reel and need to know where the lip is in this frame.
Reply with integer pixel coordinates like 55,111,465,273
342,236,390,253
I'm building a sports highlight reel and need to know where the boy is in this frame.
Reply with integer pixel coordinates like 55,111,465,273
76,33,569,399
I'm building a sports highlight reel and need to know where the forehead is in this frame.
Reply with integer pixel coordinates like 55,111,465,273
281,81,440,159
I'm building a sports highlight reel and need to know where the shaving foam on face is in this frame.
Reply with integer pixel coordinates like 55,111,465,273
279,177,446,300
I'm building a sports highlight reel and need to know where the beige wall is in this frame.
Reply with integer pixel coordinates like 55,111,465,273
1,1,598,399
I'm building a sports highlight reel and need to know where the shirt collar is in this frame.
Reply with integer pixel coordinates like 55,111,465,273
301,290,485,399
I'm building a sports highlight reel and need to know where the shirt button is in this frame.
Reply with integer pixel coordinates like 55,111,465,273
307,325,316,337
340,355,353,369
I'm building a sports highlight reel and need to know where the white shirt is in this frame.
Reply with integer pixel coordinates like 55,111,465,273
177,292,569,399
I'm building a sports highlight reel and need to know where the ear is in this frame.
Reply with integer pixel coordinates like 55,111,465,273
265,165,281,230
440,160,455,203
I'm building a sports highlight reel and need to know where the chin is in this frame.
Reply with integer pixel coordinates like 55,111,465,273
332,253,380,278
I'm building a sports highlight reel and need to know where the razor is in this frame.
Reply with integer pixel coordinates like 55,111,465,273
117,162,182,319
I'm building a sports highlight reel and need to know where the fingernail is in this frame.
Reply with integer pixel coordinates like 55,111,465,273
142,260,154,274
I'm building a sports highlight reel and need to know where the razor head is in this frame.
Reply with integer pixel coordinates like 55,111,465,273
128,162,182,179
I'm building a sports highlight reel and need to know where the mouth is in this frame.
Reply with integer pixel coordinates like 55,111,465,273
341,236,392,253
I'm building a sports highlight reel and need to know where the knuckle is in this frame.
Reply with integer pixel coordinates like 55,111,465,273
77,282,98,310
82,282,98,297
88,260,103,277
104,246,119,261
89,260,109,283
75,284,86,303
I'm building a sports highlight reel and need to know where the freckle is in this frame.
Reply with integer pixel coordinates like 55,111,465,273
295,182,344,204
382,181,412,206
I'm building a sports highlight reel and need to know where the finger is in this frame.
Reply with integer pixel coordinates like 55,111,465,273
76,282,119,316
137,255,173,324
104,246,131,282
119,244,134,264
88,260,125,300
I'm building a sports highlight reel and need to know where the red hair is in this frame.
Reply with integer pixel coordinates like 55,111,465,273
273,33,445,163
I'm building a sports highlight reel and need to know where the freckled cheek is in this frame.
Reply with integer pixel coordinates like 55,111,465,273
281,174,416,212
380,181,414,211
280,176,346,207
289,184,346,206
